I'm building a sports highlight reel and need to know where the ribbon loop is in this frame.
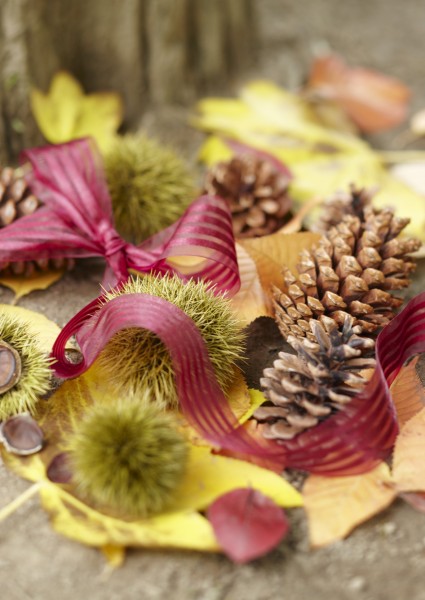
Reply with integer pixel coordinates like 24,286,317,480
0,139,240,295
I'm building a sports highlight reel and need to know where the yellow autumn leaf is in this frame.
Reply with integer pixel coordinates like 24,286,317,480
0,269,65,303
240,231,321,308
393,408,425,492
30,71,123,153
2,362,301,555
0,303,60,353
303,463,396,548
230,243,268,324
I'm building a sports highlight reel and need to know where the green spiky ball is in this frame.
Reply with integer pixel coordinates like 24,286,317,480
97,275,245,409
104,134,197,244
0,314,51,419
68,399,188,518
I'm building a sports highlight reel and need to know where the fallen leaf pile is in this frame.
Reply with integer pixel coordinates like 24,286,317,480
2,54,425,566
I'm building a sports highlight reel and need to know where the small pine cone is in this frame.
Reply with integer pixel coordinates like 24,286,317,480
274,192,421,339
312,186,373,234
0,167,74,276
254,316,375,440
204,155,291,238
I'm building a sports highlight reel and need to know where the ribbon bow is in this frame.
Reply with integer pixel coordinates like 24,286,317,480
0,139,240,293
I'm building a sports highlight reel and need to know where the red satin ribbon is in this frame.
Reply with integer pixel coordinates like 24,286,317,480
0,139,240,294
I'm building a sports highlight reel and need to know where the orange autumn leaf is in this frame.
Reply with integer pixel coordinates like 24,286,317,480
240,232,320,310
303,463,396,548
307,53,410,133
390,355,425,426
393,408,425,492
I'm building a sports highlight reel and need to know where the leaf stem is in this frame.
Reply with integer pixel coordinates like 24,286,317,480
0,482,41,522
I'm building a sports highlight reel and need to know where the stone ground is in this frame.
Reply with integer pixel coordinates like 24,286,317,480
2,1,425,599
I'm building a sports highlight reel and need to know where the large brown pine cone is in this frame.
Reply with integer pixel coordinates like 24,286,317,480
204,154,292,238
255,316,375,440
274,192,420,340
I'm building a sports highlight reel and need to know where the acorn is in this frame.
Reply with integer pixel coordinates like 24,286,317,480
0,314,52,419
103,134,197,244
68,399,188,518
97,274,245,409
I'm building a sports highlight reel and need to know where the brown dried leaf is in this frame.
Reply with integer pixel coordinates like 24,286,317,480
389,355,425,427
240,232,320,309
303,463,396,548
393,408,425,492
307,53,411,133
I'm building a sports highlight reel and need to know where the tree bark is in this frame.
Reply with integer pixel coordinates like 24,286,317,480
0,0,257,163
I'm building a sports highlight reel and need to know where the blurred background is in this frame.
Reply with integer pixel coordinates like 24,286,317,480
1,0,424,159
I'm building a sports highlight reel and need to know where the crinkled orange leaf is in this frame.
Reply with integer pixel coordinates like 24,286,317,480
240,232,321,307
390,355,425,427
30,71,123,153
230,244,268,324
0,269,65,303
307,53,410,133
393,408,425,492
303,463,396,548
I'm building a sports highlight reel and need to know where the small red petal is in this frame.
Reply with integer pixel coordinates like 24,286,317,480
208,488,289,564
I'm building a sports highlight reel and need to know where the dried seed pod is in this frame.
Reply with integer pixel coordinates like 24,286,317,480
0,413,44,455
274,188,420,339
255,316,374,441
204,154,292,238
0,340,22,394
104,134,197,244
97,274,245,409
68,399,188,517
0,313,52,419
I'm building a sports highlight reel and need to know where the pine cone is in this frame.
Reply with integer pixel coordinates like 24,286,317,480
274,194,420,339
254,316,375,440
312,186,372,233
0,166,74,277
204,155,291,238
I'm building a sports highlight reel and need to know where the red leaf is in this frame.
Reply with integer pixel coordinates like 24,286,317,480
307,53,410,133
207,488,289,563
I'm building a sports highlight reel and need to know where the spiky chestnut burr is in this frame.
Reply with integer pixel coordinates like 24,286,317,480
104,134,197,244
96,275,245,409
0,314,52,419
68,400,188,518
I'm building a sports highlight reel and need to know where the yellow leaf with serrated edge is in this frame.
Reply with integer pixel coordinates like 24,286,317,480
2,363,301,555
0,269,65,303
230,244,268,324
240,232,321,308
0,304,60,353
30,71,123,153
303,463,396,548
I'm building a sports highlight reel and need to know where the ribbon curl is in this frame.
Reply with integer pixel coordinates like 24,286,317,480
0,139,240,294
3,139,424,475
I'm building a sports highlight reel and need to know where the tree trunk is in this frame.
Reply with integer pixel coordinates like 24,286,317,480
0,0,257,164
